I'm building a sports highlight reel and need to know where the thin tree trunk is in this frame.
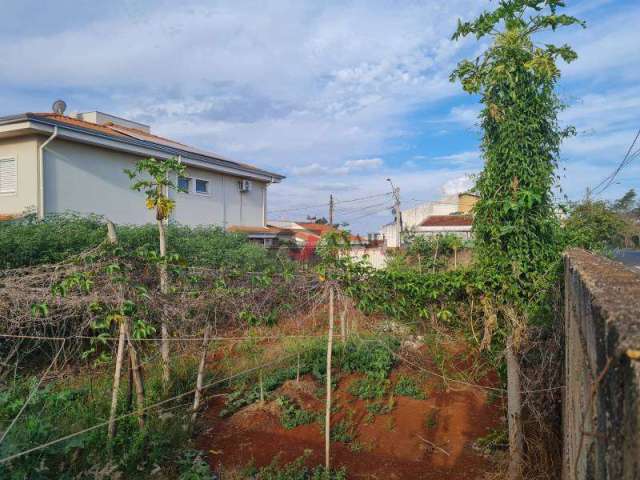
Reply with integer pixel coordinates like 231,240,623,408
259,369,264,404
126,328,145,429
192,324,211,423
325,287,335,471
432,237,440,273
507,337,523,480
340,299,347,343
454,248,458,268
126,353,133,411
108,321,127,442
157,218,170,390
296,352,301,383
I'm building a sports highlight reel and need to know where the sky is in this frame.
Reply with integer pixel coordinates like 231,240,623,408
1,0,639,234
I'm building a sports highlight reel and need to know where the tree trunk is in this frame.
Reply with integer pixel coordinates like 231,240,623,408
192,324,211,423
259,369,265,404
108,321,127,442
325,287,335,471
157,218,170,390
340,299,347,343
126,328,145,429
296,352,301,383
454,247,458,269
507,337,524,480
432,238,440,273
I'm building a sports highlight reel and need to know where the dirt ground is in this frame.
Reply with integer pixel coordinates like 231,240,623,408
196,347,505,480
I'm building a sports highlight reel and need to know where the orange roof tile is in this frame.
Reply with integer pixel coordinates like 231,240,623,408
420,215,473,227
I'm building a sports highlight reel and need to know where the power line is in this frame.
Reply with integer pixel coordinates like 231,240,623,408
268,192,391,215
591,127,640,196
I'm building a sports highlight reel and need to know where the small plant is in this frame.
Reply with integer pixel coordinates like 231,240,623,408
349,375,389,400
178,450,215,480
330,413,357,444
425,409,438,430
276,396,317,430
393,375,426,399
257,452,347,480
475,428,509,454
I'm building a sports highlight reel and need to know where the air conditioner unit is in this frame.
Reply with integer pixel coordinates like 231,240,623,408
239,179,252,192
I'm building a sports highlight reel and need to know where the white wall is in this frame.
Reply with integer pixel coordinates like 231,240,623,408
379,195,459,247
43,138,266,226
0,135,39,215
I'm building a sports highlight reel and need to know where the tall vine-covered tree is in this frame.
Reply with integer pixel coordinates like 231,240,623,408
450,1,584,477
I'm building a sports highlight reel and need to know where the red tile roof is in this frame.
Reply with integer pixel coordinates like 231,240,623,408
227,225,288,235
23,113,281,178
420,215,473,227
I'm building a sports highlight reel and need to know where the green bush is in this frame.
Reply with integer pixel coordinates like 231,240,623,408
276,396,317,429
393,375,426,399
0,213,289,272
0,213,107,268
349,376,389,400
254,452,347,479
0,357,200,479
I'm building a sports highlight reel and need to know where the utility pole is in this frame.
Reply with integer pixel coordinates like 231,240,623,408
386,178,401,248
329,194,334,226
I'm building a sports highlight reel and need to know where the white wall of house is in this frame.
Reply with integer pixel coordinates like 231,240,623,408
42,138,267,226
380,195,459,247
413,226,472,240
348,246,387,269
0,136,39,215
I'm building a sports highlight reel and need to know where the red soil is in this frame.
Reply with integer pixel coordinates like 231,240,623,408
196,359,504,479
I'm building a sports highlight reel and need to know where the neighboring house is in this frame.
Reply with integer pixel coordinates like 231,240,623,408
380,192,478,247
0,110,284,229
413,214,473,240
226,225,293,249
266,220,365,261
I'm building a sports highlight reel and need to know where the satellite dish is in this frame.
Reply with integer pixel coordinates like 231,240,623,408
52,100,67,115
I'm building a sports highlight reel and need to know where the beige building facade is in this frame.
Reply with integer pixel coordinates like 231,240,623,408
0,111,283,227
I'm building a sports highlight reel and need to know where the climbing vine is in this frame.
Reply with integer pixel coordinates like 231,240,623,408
450,0,584,323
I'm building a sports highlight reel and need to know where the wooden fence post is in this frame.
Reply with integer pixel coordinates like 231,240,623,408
126,326,146,429
108,320,127,442
192,324,211,422
325,286,335,471
507,337,523,480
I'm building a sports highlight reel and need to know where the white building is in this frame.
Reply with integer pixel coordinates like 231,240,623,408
380,194,461,247
0,110,284,227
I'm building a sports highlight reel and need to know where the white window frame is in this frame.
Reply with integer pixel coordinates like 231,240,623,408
194,178,210,196
0,156,18,196
178,176,192,194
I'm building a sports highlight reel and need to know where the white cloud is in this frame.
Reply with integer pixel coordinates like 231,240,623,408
442,175,474,195
343,158,383,170
448,105,482,128
431,150,481,167
292,157,383,176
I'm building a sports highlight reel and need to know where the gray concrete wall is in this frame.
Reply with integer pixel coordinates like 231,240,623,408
43,138,266,227
564,249,640,480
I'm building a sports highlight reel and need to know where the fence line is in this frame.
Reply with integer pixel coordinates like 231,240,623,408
0,351,299,465
0,339,66,445
0,333,341,342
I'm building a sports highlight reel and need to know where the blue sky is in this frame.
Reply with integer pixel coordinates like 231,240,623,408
1,0,639,233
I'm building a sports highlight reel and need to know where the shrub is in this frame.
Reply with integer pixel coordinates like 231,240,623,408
349,376,389,400
0,213,290,273
255,453,347,480
276,396,317,429
393,375,426,399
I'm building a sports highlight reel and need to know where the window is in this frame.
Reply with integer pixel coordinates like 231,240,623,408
195,179,209,194
0,157,17,194
178,176,191,193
